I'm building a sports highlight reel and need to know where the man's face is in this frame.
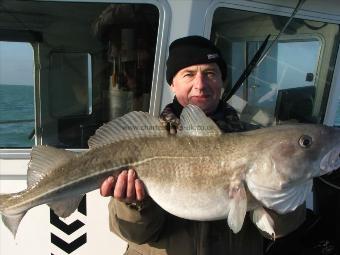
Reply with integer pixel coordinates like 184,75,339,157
170,63,223,114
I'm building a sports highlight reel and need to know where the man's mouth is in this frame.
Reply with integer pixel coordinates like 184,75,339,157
191,95,210,101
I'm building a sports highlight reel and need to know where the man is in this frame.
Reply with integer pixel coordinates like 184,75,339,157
100,36,305,255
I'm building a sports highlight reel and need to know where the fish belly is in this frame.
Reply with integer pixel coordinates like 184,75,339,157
136,156,234,221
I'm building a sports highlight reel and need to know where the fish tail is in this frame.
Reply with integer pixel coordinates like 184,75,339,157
0,193,27,237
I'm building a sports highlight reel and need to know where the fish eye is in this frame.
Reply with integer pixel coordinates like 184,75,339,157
299,135,313,148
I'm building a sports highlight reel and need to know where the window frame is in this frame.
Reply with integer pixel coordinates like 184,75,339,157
0,0,171,156
204,0,340,127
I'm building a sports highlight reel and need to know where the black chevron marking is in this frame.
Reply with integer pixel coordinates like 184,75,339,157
50,210,85,235
50,196,87,253
78,196,87,216
51,233,87,254
50,195,87,234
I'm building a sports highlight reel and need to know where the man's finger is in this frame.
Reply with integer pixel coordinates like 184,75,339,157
114,170,128,200
135,179,145,201
100,176,115,197
126,169,136,202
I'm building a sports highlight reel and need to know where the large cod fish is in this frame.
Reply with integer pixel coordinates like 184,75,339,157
0,105,339,238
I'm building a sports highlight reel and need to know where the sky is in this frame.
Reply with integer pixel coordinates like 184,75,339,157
276,40,320,89
0,42,34,86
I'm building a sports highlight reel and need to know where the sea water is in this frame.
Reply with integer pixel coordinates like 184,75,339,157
0,84,34,148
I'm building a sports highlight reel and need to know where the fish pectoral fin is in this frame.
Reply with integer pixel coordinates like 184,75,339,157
251,207,275,239
49,195,84,218
2,212,27,237
227,183,247,233
178,105,222,137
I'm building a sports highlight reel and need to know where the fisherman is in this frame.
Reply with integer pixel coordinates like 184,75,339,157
100,36,306,255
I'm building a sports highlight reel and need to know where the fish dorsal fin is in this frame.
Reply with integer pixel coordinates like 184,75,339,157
178,104,222,137
28,146,76,187
88,111,168,148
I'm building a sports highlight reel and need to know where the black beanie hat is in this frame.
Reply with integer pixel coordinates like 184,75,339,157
166,35,227,84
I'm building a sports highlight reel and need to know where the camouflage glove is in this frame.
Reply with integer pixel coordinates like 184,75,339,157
159,106,181,135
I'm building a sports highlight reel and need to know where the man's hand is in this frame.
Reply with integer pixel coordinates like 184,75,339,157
100,169,146,203
159,108,181,135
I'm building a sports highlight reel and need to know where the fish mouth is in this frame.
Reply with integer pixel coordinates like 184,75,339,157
320,145,340,175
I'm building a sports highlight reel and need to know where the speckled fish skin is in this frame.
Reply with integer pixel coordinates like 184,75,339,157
0,105,339,237
1,134,248,217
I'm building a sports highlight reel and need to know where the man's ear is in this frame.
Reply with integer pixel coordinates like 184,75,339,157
169,83,175,93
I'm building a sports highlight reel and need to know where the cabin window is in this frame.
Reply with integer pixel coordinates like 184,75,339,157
0,2,159,148
0,41,35,148
211,7,340,127
49,52,93,118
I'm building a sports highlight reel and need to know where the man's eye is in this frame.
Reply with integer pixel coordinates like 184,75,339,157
206,72,216,77
183,73,193,78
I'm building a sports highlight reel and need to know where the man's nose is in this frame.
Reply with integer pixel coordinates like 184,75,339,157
193,73,206,90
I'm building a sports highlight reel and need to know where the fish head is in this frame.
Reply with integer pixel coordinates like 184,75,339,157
247,124,340,190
